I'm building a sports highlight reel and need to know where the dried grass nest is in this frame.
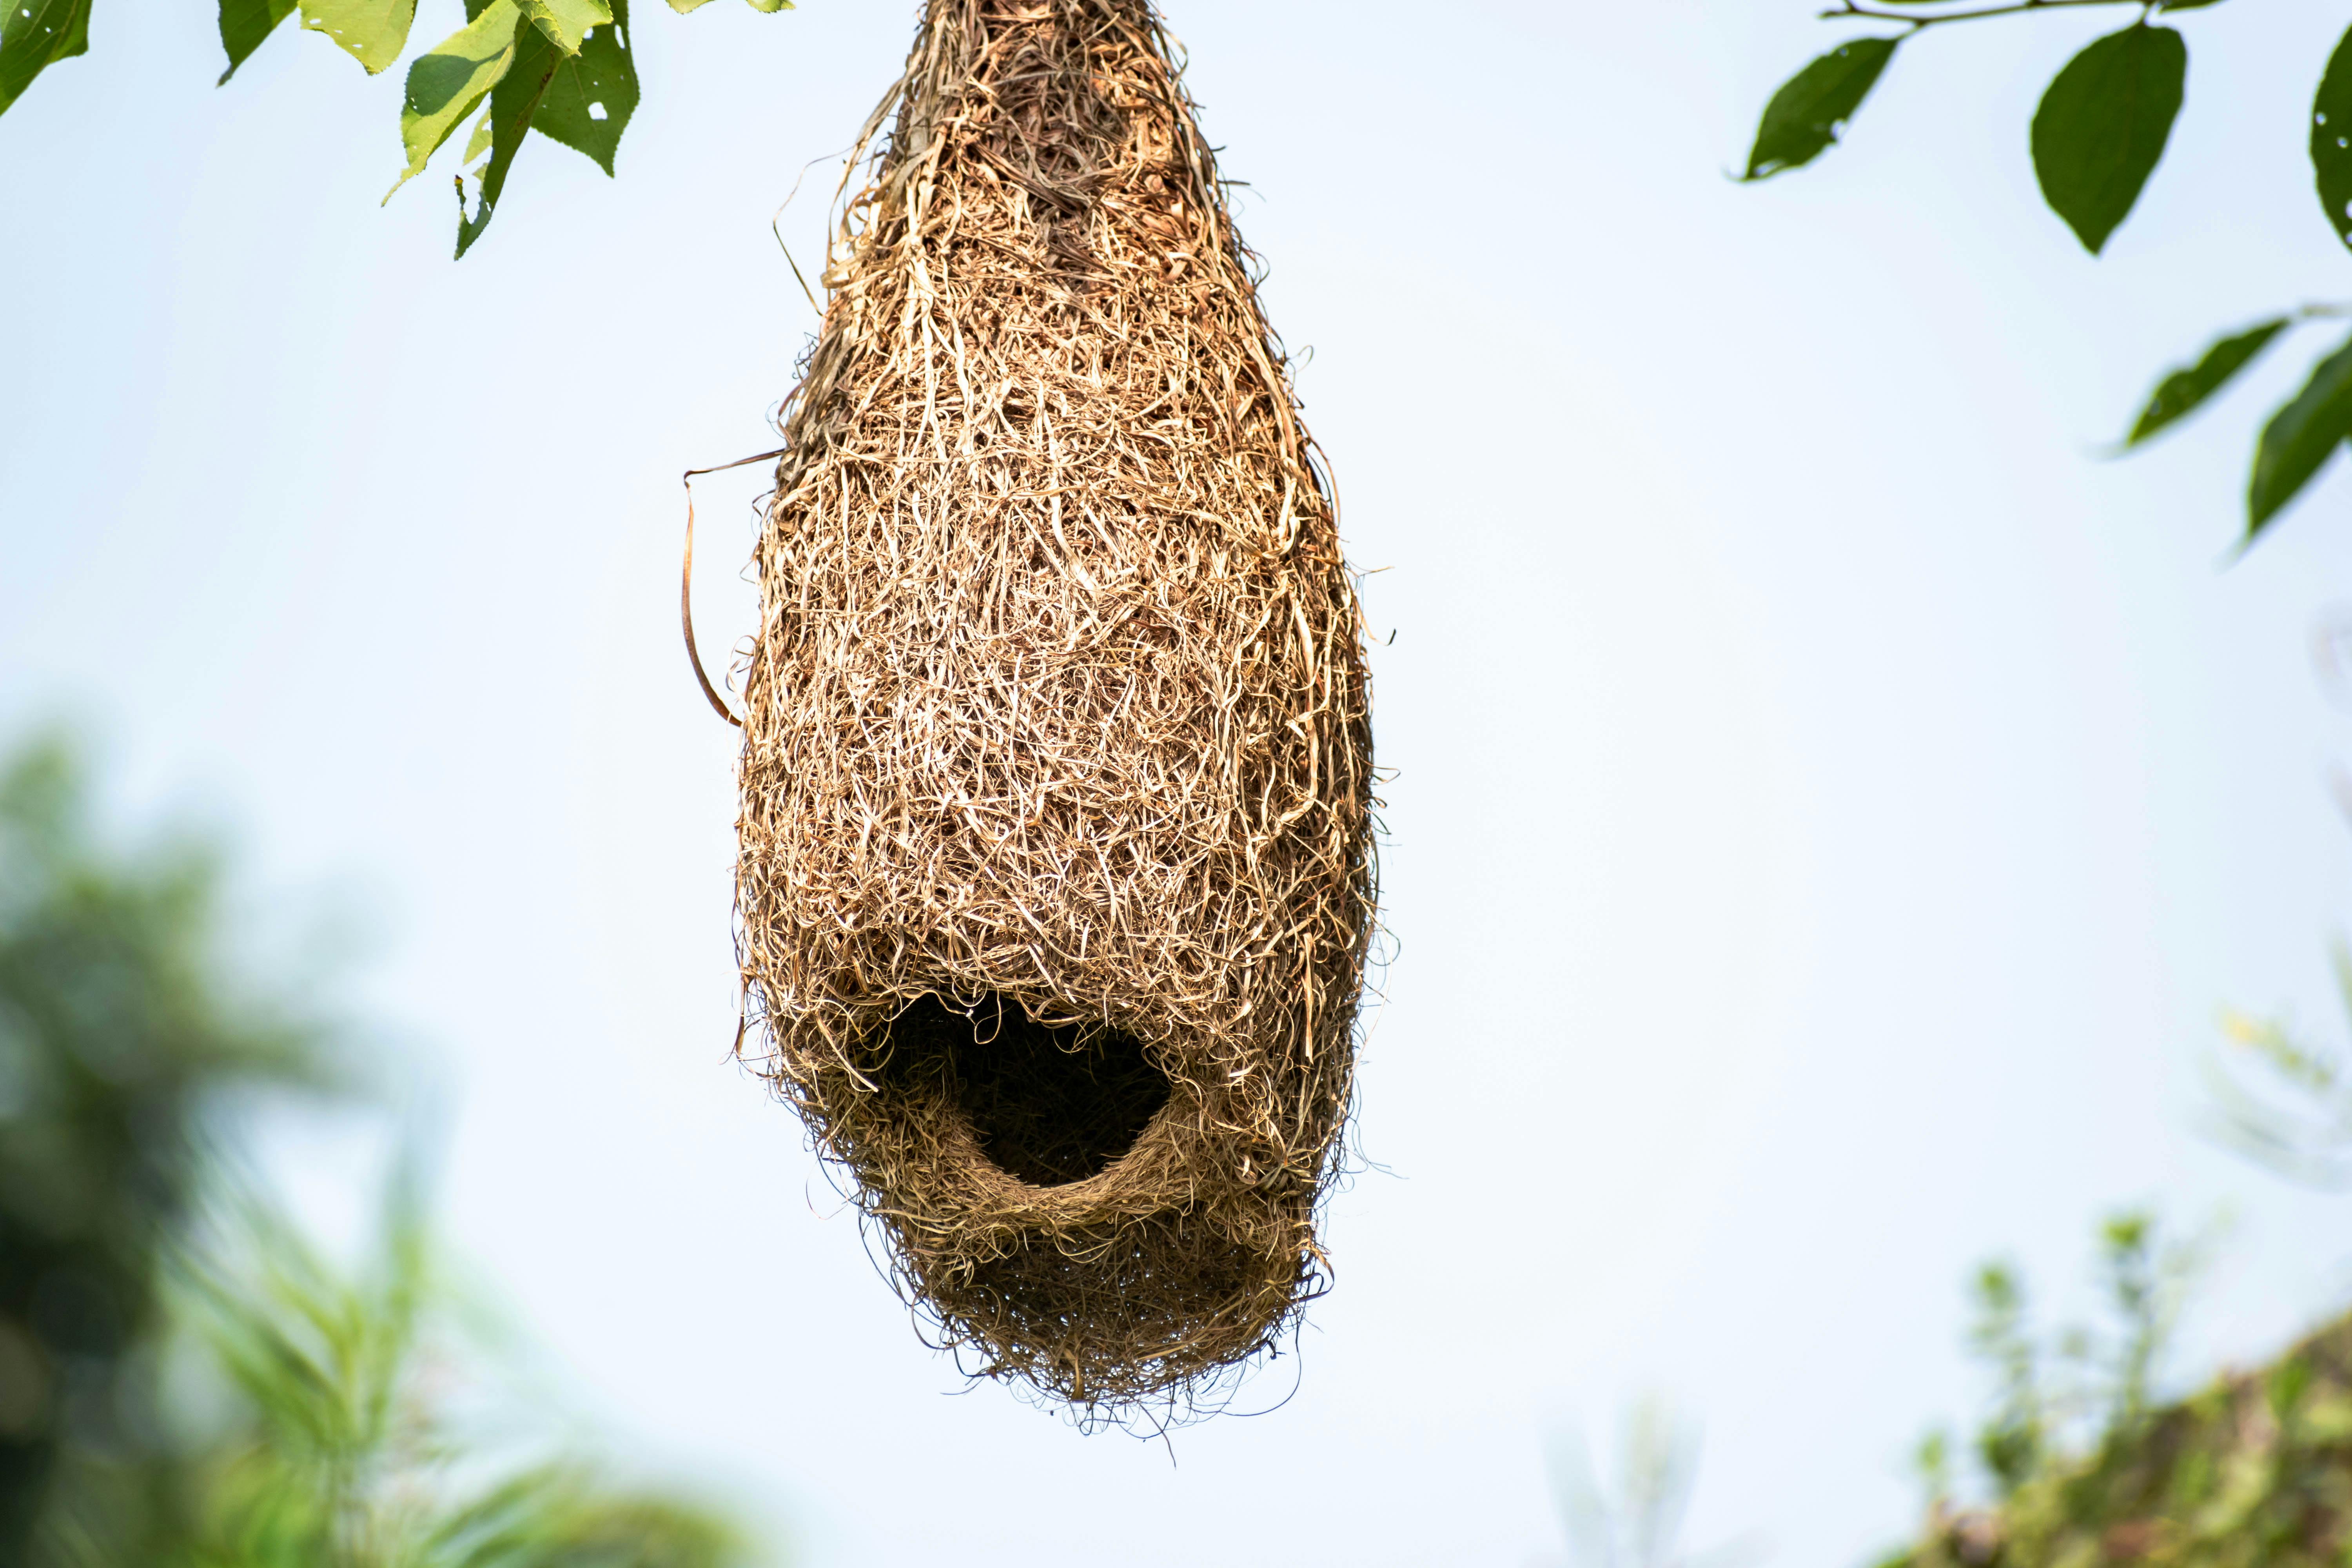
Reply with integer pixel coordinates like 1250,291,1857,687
732,0,1377,1414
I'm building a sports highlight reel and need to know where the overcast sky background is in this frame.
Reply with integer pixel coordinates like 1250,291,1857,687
9,0,2352,1562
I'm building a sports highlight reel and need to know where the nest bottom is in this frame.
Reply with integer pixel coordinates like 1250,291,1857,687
952,1208,1307,1403
835,993,1319,1408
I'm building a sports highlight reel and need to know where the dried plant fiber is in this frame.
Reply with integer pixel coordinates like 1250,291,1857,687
734,0,1375,1414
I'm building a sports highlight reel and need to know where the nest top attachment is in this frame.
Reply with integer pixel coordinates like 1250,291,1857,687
733,0,1376,1416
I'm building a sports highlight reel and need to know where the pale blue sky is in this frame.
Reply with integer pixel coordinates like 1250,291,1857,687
7,1,2352,1563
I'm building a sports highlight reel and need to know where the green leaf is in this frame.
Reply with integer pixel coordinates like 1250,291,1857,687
453,17,559,256
218,0,298,85
2122,317,2292,448
530,0,635,175
2248,330,2352,539
2311,23,2352,250
1742,38,1898,181
2030,23,2186,255
297,0,416,74
2156,0,2226,9
0,0,92,119
519,0,609,54
460,98,495,164
386,0,522,201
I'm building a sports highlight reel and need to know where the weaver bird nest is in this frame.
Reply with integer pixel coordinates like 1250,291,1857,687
733,0,1376,1415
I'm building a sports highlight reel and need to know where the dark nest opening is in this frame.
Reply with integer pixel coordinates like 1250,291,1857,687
882,995,1171,1187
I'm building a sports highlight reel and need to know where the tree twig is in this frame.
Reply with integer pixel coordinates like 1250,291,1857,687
1820,0,2156,31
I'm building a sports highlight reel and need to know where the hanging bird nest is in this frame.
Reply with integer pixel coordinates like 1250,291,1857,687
733,0,1376,1415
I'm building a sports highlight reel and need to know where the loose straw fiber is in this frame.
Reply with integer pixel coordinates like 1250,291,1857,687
735,0,1376,1412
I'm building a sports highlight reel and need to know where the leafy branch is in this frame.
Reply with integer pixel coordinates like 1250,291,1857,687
1743,3,2352,541
0,0,789,256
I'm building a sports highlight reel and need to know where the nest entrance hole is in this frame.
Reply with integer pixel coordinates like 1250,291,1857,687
886,995,1170,1187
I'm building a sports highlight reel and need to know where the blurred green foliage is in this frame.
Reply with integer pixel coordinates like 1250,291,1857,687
0,733,761,1567
1892,1305,2352,1568
1544,1395,1767,1568
2205,938,2352,1191
0,732,322,1561
165,1173,751,1568
1955,1212,2205,1509
1547,1397,1712,1568
1867,1212,2352,1568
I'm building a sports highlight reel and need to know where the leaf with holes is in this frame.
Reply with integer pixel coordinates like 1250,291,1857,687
2249,330,2352,539
387,0,522,200
531,0,635,174
2031,23,2186,255
455,14,560,256
218,0,298,85
450,0,635,254
2313,23,2352,249
298,0,416,74
1743,37,1899,181
2123,317,2292,448
0,0,92,118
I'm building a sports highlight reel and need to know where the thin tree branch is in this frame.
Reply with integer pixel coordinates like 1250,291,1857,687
1820,0,2155,31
